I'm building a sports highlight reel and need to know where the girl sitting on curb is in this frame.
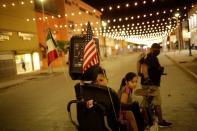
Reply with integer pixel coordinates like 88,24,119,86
118,72,145,131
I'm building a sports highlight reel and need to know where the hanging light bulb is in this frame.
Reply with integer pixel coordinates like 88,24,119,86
11,3,15,6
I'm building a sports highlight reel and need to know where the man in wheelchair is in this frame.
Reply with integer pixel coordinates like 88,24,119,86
67,65,141,131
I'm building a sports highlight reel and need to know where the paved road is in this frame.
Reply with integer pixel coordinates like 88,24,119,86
0,53,197,131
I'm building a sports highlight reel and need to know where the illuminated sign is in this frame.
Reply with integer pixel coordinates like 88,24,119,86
18,32,34,40
0,31,12,41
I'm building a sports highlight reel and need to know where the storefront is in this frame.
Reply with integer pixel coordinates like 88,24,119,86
0,53,16,80
15,52,40,74
189,3,197,49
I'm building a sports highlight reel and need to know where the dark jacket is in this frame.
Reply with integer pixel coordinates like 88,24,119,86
141,53,164,86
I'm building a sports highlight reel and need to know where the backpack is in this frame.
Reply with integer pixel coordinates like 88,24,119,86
137,52,149,79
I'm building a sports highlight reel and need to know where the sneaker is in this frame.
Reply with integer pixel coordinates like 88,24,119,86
158,120,172,127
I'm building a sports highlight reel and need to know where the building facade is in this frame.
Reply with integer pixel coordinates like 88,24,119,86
0,0,128,79
0,0,40,79
188,3,197,48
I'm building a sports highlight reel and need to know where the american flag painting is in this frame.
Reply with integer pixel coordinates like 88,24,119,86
82,22,99,73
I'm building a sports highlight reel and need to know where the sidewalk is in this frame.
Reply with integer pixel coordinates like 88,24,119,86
0,67,66,89
165,49,197,80
1,50,197,90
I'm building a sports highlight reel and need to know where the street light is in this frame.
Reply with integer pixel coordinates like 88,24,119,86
39,0,46,21
102,21,107,57
187,16,192,56
174,12,182,53
174,12,192,56
175,12,180,18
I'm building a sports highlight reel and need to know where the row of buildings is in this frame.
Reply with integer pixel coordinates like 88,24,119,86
0,0,123,79
0,0,197,79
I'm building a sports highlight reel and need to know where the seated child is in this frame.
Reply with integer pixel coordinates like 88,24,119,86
118,72,145,131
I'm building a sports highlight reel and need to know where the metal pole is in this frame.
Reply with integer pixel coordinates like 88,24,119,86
177,19,181,54
41,0,46,30
187,18,192,56
101,21,107,58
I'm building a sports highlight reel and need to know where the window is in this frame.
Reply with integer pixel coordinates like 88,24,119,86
79,7,86,13
89,12,93,16
65,0,71,5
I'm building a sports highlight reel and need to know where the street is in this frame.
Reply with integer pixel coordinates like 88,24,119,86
0,53,197,131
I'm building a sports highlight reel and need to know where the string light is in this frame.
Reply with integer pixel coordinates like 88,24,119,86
36,19,175,36
11,3,15,6
2,4,6,8
21,1,25,5
14,0,189,40
2,1,189,41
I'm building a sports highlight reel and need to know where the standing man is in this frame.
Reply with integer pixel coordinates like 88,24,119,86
140,43,172,127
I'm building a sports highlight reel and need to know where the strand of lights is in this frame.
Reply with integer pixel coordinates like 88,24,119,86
0,1,99,19
26,16,176,30
103,7,187,23
2,2,187,20
45,23,172,36
47,22,175,36
25,9,187,30
34,7,188,19
25,16,178,36
0,0,34,8
100,0,159,12
99,0,194,12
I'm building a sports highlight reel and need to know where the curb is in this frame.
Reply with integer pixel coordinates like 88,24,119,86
0,76,37,90
165,54,197,80
0,72,63,90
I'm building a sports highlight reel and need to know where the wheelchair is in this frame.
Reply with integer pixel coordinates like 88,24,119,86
67,82,127,131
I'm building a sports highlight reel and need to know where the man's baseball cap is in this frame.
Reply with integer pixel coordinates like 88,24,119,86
151,43,162,49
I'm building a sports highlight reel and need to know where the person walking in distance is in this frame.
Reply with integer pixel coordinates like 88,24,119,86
140,43,172,127
21,59,26,71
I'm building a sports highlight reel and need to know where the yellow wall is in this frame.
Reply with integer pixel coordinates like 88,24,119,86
0,31,38,53
0,0,38,53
